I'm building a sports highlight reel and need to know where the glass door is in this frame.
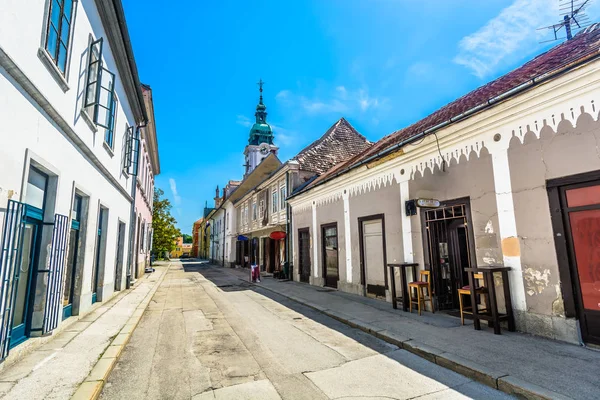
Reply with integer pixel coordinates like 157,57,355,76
92,208,104,304
63,195,82,319
322,223,339,288
10,220,39,347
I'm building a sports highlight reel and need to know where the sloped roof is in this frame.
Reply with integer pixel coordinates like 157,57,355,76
296,24,600,196
291,118,372,175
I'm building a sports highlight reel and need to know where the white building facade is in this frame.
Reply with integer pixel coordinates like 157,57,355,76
0,0,147,361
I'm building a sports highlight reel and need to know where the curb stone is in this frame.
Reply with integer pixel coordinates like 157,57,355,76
71,264,171,400
228,271,572,400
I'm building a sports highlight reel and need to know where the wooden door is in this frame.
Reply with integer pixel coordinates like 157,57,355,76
360,218,386,298
298,228,311,283
322,223,339,288
561,182,600,345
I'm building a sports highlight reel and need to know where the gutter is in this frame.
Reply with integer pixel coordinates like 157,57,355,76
288,48,600,200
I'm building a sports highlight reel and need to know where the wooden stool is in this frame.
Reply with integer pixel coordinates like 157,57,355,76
458,273,488,325
408,271,433,315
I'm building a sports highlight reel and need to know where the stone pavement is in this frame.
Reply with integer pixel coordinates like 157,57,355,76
0,264,168,400
101,261,510,400
224,266,600,400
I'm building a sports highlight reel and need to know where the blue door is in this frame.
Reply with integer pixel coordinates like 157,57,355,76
10,214,41,348
92,208,104,304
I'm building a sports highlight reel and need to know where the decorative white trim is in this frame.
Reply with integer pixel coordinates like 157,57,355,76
343,191,352,283
311,202,318,278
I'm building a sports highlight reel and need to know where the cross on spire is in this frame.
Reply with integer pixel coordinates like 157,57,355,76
257,79,264,104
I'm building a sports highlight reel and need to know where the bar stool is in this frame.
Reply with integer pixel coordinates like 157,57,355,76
409,271,434,315
458,273,488,325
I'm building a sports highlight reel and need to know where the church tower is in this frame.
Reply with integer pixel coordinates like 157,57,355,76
244,80,278,177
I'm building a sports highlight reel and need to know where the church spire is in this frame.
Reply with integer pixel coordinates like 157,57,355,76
248,79,273,145
255,78,267,124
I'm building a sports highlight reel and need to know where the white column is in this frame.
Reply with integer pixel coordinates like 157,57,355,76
311,202,318,278
343,191,352,283
491,147,527,311
399,179,414,263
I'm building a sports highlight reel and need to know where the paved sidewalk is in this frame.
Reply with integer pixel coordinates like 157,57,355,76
224,266,600,400
0,265,167,400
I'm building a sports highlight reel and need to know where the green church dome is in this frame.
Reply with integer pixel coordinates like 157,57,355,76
248,79,274,146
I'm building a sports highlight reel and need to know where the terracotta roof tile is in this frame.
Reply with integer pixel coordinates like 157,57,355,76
292,117,372,175
300,24,600,193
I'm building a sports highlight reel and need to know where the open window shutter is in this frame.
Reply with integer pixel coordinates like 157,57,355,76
129,128,140,176
0,200,27,360
42,214,69,334
84,38,103,109
123,126,133,171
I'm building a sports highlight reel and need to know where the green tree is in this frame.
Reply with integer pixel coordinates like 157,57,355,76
182,234,193,244
152,188,181,258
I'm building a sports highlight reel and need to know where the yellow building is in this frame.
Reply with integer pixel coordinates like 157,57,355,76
170,237,184,258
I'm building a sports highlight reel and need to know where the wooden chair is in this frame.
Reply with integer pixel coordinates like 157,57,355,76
408,271,434,315
458,273,488,325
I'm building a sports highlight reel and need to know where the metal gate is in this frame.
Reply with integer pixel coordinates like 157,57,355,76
424,204,471,310
42,213,69,334
0,200,27,360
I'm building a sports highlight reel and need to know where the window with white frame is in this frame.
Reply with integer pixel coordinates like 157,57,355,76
280,185,286,210
84,38,117,148
252,201,257,221
259,199,265,219
272,187,278,213
44,0,75,74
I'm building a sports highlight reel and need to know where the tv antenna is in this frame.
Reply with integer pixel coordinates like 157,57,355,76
538,0,593,42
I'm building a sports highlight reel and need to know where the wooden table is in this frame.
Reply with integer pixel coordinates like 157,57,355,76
387,263,418,311
465,266,515,334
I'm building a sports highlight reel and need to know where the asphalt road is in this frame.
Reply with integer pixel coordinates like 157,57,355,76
101,261,513,400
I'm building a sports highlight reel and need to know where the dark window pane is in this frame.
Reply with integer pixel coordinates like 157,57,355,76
46,27,58,59
60,17,70,44
64,0,73,22
58,44,67,72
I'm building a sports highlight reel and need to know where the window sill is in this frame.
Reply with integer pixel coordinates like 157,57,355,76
103,141,115,158
80,109,98,133
37,48,69,92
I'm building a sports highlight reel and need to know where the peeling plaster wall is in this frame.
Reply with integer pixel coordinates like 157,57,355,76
409,150,502,271
508,112,600,337
315,199,346,283
348,181,404,294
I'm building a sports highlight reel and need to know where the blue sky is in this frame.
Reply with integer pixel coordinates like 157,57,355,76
122,0,600,233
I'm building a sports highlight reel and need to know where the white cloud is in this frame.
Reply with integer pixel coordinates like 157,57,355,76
277,86,384,115
236,115,252,127
454,0,559,78
358,89,379,111
169,178,182,205
270,123,298,147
